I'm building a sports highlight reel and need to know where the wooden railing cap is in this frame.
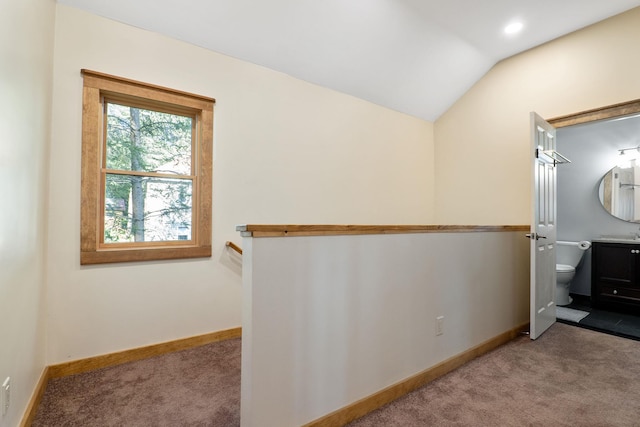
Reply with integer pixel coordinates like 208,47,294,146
236,224,529,238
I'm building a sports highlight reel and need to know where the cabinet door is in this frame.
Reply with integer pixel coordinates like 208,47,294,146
594,243,637,287
592,243,640,309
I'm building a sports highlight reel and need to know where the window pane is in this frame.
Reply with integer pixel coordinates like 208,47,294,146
104,174,192,243
105,102,192,175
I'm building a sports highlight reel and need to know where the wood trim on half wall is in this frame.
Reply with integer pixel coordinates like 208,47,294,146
237,224,530,238
302,322,530,427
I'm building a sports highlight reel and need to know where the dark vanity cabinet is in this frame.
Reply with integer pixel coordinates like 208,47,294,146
592,241,640,309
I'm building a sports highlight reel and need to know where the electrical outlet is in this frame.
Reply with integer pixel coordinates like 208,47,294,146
1,377,10,417
436,316,444,336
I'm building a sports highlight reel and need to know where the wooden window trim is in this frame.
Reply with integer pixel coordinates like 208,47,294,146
80,70,215,265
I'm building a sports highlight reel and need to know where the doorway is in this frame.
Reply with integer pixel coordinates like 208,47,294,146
550,98,640,340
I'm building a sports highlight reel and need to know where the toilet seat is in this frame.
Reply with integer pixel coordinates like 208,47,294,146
556,264,575,273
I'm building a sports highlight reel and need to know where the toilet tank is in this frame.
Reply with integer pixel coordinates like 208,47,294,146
556,240,590,268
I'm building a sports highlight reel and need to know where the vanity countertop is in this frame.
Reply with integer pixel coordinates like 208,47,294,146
592,237,640,244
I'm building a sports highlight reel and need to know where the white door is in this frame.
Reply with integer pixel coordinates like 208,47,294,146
530,112,558,340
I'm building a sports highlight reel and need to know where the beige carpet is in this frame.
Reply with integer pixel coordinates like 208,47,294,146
32,338,241,426
349,323,640,426
33,323,640,426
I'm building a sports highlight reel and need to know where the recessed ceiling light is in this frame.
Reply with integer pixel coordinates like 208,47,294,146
504,22,524,35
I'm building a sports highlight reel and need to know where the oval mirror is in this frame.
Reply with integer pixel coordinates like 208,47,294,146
599,165,640,223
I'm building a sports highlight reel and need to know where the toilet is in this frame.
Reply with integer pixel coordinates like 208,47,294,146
556,240,591,306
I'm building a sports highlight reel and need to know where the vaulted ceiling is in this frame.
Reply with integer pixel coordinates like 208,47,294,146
57,0,640,121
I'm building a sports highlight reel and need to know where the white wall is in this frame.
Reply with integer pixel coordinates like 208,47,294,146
434,7,640,225
0,0,55,424
241,231,529,426
47,5,435,363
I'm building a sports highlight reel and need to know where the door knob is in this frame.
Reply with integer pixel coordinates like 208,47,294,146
525,233,547,240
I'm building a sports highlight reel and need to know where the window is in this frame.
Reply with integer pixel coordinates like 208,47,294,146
80,70,214,264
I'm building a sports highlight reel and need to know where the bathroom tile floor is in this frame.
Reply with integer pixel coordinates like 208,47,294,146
558,294,640,341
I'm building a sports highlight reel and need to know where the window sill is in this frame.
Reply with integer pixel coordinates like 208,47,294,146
80,245,211,265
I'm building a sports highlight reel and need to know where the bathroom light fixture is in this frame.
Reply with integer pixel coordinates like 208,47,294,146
617,145,640,168
618,146,640,156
